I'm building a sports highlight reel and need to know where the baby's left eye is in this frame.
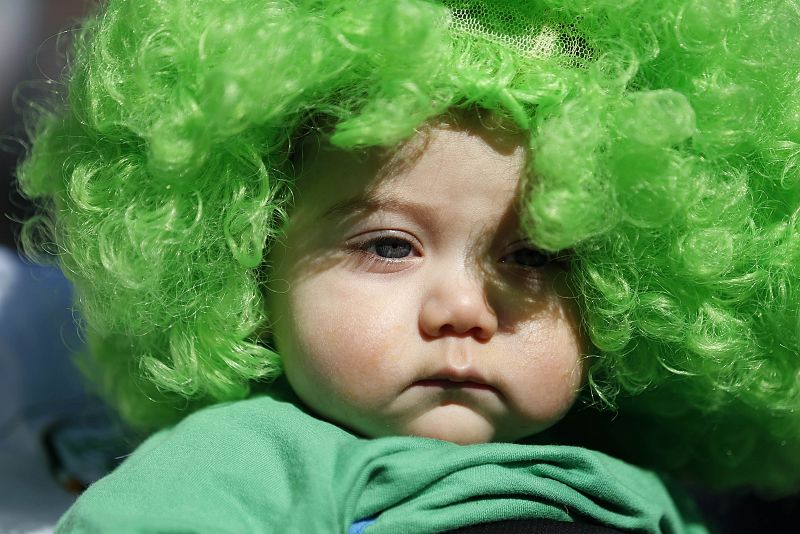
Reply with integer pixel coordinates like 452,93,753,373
500,247,553,269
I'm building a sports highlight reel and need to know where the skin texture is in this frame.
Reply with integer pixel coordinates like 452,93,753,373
266,113,586,444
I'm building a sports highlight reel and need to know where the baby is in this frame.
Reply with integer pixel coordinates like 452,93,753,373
16,0,800,532
267,109,585,446
56,109,700,534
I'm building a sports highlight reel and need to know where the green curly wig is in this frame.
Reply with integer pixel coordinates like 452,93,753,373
17,0,800,492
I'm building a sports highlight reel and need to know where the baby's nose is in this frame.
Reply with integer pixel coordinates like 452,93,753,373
418,274,498,340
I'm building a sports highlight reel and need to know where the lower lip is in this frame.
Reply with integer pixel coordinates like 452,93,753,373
413,379,497,392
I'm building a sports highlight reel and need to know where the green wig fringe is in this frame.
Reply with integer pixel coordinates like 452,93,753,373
17,0,800,492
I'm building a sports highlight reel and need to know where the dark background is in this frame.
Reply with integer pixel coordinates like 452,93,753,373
0,0,95,249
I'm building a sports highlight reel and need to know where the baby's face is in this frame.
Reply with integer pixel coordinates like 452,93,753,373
266,115,586,444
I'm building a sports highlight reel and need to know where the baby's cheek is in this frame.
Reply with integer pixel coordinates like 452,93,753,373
542,355,584,415
512,321,586,423
353,322,409,397
289,275,405,406
331,322,410,406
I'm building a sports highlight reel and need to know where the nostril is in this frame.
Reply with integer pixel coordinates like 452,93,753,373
439,324,485,338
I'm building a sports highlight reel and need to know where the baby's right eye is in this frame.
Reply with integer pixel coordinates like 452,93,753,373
345,233,422,271
364,236,414,259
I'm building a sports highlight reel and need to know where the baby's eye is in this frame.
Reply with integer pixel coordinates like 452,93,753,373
500,246,556,269
364,236,414,259
345,232,422,272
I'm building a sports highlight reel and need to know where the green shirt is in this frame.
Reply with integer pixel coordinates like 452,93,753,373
57,389,707,533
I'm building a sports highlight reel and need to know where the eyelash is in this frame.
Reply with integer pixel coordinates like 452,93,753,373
347,234,566,272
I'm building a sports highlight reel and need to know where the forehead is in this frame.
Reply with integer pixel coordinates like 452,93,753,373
292,116,529,217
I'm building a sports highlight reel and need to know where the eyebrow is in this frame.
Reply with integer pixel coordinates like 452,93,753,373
321,192,440,227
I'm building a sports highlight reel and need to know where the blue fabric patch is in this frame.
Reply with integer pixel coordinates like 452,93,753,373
348,517,377,534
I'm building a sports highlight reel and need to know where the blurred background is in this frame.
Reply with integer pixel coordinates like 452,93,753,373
1,0,94,248
0,1,797,532
1,2,128,533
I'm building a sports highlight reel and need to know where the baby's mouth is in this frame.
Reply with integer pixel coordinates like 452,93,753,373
412,379,498,392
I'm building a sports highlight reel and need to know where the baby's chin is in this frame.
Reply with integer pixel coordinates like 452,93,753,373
381,404,526,445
